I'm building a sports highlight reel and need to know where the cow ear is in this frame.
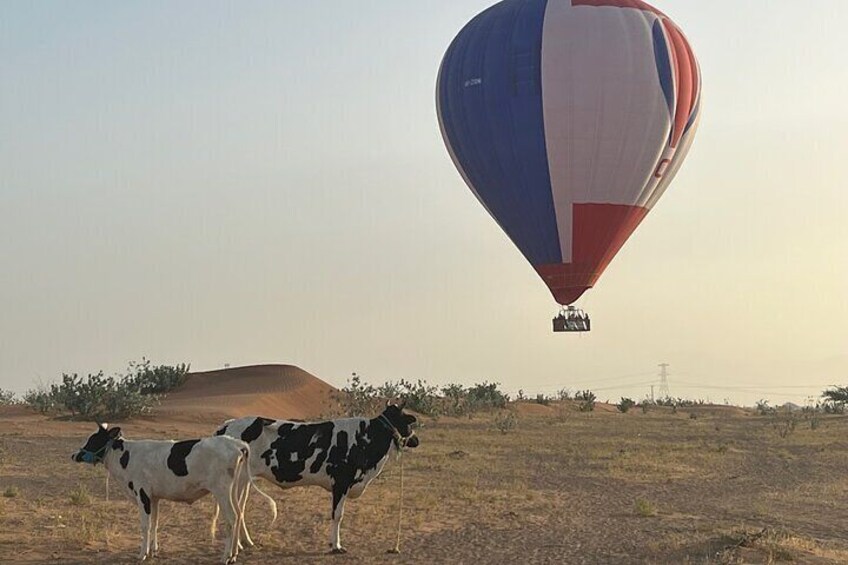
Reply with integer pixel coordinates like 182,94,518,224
386,399,392,408
99,422,108,430
108,427,121,439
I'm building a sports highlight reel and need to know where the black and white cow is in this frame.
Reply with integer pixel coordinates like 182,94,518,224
214,402,419,553
72,424,270,564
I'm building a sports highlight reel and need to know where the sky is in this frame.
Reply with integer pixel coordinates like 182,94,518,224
1,1,846,406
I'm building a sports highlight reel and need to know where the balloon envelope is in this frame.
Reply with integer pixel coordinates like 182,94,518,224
437,0,701,305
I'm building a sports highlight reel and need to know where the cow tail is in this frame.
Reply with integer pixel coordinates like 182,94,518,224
250,476,278,524
210,503,219,540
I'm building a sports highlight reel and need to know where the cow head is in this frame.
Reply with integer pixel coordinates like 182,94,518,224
380,401,420,449
72,423,122,465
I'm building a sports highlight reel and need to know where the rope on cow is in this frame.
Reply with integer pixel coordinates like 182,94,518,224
388,446,404,554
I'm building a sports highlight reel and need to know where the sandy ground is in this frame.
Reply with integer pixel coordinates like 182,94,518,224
2,368,848,564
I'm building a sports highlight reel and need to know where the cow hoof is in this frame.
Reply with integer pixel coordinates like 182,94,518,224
330,547,348,555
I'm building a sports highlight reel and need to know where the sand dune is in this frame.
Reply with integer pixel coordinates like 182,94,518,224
154,364,337,424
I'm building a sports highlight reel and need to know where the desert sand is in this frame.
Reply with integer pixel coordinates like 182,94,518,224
3,365,848,564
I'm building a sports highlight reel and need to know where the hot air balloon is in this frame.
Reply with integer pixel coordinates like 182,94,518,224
436,0,701,332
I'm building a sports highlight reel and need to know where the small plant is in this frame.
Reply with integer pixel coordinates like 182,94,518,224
617,397,636,413
575,390,596,412
3,486,19,498
772,413,798,439
634,498,656,517
0,389,16,405
755,399,774,416
516,389,526,401
557,388,572,401
534,394,551,406
494,410,517,434
69,484,91,507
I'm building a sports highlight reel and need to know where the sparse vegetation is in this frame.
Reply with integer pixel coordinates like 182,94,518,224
333,375,510,418
617,397,636,413
68,484,91,507
575,390,596,412
20,360,189,420
756,399,775,416
493,410,517,434
0,389,16,405
3,486,19,498
534,394,551,406
634,498,656,517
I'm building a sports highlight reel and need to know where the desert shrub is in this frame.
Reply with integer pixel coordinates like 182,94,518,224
69,484,91,507
617,397,636,413
123,359,189,395
440,383,471,417
334,375,509,418
771,413,798,439
516,389,526,401
755,399,774,416
634,498,656,517
20,360,187,420
3,486,19,498
376,381,403,401
0,389,16,406
575,390,596,412
534,394,551,406
493,410,517,434
821,400,845,414
556,388,572,401
822,386,848,414
50,372,158,421
394,379,441,416
23,387,57,414
333,373,380,417
466,381,509,410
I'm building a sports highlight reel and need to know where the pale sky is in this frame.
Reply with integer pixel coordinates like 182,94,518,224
1,1,846,405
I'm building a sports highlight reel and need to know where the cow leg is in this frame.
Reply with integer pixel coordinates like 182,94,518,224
137,503,152,561
150,499,161,557
329,486,348,554
214,489,239,564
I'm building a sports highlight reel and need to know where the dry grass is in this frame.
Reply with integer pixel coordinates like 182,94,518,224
2,407,848,563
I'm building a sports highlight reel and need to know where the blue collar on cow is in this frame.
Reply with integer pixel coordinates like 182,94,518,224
80,441,113,465
377,414,406,449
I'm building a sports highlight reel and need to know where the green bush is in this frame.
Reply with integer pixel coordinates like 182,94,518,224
535,394,551,406
394,379,441,416
20,360,188,420
333,375,510,418
465,381,509,410
575,390,596,412
23,387,57,414
333,373,380,417
124,359,189,395
617,397,636,413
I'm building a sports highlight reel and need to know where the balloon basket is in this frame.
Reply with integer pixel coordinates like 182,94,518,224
553,306,590,333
